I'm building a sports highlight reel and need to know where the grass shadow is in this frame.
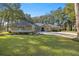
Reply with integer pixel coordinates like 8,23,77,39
0,35,79,55
71,38,79,42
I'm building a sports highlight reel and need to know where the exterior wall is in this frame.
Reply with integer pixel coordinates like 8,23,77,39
35,25,52,32
42,25,52,32
9,24,35,33
34,25,42,32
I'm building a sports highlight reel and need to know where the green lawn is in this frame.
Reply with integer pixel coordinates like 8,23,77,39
0,35,79,56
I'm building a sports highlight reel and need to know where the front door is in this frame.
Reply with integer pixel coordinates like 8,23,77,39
41,27,45,31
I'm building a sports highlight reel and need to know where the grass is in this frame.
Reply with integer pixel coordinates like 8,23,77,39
0,35,79,56
0,32,11,35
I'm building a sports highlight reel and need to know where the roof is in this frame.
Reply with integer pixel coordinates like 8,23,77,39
34,23,44,26
15,21,33,26
34,23,60,27
43,24,61,28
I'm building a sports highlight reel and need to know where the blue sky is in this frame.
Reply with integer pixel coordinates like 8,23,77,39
21,3,66,17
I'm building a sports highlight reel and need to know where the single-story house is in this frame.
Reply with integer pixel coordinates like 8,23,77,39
9,22,62,33
34,23,61,32
34,23,44,32
9,21,35,33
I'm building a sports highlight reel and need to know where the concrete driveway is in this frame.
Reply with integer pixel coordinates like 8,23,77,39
38,32,77,38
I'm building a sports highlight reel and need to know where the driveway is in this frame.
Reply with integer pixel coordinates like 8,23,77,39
38,32,77,38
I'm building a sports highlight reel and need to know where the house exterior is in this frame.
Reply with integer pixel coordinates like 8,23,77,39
9,21,35,33
34,23,44,32
34,23,61,32
42,24,52,32
9,21,62,33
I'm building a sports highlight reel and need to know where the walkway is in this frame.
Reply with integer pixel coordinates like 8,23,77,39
38,32,77,38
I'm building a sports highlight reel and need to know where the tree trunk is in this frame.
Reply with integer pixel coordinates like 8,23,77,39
74,3,79,39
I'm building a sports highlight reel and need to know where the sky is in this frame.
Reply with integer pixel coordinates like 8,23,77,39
20,3,66,17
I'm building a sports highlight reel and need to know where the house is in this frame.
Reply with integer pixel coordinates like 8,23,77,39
34,23,61,32
34,23,52,32
42,24,53,32
34,23,44,32
9,21,35,33
9,21,61,33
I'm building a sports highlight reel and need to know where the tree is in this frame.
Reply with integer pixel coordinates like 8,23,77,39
0,3,29,31
63,3,75,31
0,3,21,31
50,7,63,25
74,3,79,39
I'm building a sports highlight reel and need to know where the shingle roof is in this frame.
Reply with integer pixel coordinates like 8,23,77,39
15,21,32,26
34,23,44,26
